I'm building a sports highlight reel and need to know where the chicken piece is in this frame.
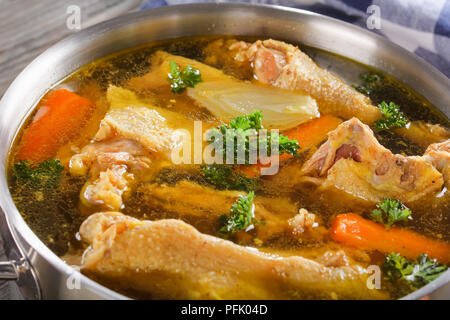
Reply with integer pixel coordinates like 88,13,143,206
94,86,195,159
315,250,350,268
287,208,328,242
70,138,152,212
134,181,297,241
80,212,388,299
70,138,151,176
97,106,178,156
137,181,245,218
226,39,381,124
424,140,450,186
288,208,318,235
301,118,443,204
81,166,129,211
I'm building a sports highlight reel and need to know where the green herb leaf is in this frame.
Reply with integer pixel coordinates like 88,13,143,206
369,198,412,228
353,72,381,96
383,253,415,281
201,164,258,192
412,254,449,287
201,164,233,188
374,101,408,132
13,159,64,190
13,160,34,181
218,191,257,236
207,110,300,164
383,253,448,289
267,131,300,157
167,61,202,94
228,110,263,131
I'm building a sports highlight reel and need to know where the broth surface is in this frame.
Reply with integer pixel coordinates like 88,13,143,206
8,36,450,299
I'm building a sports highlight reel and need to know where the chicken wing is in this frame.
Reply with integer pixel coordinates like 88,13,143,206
226,39,381,124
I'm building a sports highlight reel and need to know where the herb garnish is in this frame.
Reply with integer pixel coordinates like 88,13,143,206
383,253,448,289
207,110,300,165
353,72,381,96
374,101,408,132
218,191,258,236
13,159,64,190
369,198,412,228
201,164,258,192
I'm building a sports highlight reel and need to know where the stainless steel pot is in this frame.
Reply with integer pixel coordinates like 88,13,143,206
0,3,449,300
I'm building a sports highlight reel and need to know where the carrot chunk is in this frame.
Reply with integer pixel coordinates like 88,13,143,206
16,88,94,163
330,213,450,263
283,115,342,149
239,115,342,178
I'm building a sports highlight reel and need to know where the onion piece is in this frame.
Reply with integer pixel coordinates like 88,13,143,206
188,80,319,130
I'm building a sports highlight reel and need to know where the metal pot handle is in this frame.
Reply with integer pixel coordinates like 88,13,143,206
0,210,41,299
0,260,22,280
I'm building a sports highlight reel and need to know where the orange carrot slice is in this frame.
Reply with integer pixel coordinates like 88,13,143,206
330,213,450,263
283,115,342,149
16,88,94,163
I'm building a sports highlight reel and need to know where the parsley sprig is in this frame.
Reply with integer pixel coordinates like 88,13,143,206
374,101,408,132
369,198,412,228
353,72,381,96
167,61,202,94
218,191,258,236
201,164,258,192
207,110,300,165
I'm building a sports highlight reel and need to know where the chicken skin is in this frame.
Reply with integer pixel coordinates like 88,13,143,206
227,39,381,124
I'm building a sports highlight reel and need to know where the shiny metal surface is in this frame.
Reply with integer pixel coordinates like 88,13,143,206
0,3,448,299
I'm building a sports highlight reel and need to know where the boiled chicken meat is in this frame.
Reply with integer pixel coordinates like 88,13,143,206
80,212,388,299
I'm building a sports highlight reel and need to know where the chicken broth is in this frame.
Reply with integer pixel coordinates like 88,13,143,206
8,36,450,299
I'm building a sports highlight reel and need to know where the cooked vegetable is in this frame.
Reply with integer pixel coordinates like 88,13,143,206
330,214,450,263
269,132,301,158
13,159,64,190
383,253,448,289
353,72,382,96
218,191,256,236
188,80,319,131
167,61,202,94
374,101,408,132
207,110,300,164
201,164,258,191
369,198,412,228
16,88,93,163
227,109,263,131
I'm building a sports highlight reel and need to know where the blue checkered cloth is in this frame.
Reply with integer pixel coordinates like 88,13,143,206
141,0,450,79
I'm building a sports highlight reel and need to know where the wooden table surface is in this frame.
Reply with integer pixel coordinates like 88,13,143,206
0,0,143,300
0,0,143,96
